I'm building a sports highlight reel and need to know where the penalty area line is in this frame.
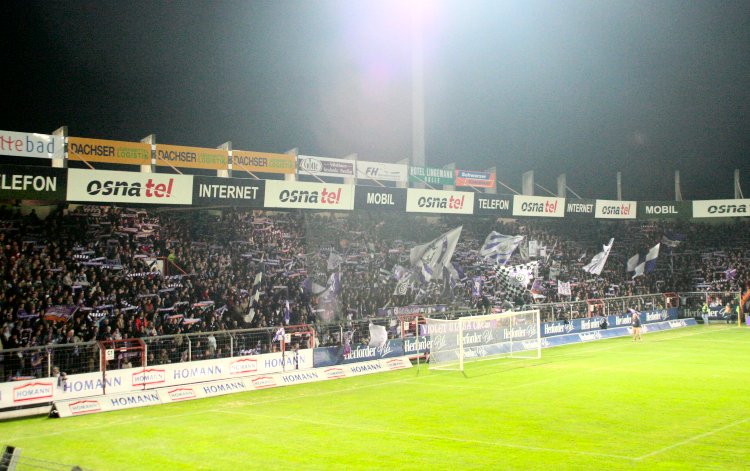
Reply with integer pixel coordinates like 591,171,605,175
635,417,750,461
217,408,636,462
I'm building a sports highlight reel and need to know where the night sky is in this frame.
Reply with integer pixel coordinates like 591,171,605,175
3,0,748,201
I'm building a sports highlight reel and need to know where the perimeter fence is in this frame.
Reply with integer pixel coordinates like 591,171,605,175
0,291,741,382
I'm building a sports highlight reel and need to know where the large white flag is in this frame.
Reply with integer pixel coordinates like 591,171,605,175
368,323,388,348
583,238,614,276
409,226,462,282
632,262,645,278
645,243,660,273
479,232,524,265
626,254,640,272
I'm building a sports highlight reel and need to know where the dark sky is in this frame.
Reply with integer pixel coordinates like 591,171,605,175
3,0,748,200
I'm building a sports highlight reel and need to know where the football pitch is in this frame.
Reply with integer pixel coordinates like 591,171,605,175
2,325,748,470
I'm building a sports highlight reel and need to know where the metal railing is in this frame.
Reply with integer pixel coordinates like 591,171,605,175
1,291,742,383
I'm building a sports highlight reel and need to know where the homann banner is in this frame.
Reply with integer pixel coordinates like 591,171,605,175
0,129,62,159
512,195,565,218
155,144,228,170
354,187,406,211
638,201,692,219
297,155,355,178
68,137,151,166
473,195,513,216
406,188,474,214
355,161,408,183
692,199,750,218
232,150,295,174
564,199,596,218
0,165,67,200
595,199,636,219
192,175,265,207
67,169,193,205
264,180,354,210
454,170,495,189
408,166,454,186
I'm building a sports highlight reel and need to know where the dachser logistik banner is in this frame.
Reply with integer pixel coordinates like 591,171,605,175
232,150,296,174
192,175,265,207
68,137,151,166
155,144,228,170
66,169,193,205
0,165,67,200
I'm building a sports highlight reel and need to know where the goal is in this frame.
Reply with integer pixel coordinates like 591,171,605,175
427,310,541,371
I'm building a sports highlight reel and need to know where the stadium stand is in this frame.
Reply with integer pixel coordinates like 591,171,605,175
0,204,748,382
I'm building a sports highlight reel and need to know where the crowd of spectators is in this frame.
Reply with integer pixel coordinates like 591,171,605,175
0,203,748,380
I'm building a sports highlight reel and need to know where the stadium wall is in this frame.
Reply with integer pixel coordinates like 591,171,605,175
0,309,686,414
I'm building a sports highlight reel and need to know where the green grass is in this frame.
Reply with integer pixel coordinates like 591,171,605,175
2,325,749,470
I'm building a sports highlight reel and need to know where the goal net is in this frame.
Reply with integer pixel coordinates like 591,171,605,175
427,310,541,371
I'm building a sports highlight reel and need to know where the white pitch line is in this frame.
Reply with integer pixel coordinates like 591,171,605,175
635,417,750,461
1,409,213,443
218,408,636,462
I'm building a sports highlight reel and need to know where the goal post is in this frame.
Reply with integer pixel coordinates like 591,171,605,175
427,309,541,371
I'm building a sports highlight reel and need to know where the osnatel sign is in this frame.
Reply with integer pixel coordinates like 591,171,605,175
512,195,565,218
692,199,750,218
594,199,636,219
66,169,193,205
68,137,151,166
406,188,474,214
264,180,354,210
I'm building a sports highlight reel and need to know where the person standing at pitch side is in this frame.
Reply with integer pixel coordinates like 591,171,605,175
630,308,642,341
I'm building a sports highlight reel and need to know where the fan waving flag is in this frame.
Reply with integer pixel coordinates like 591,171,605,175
368,323,388,348
496,261,539,301
479,232,524,265
626,253,640,273
409,226,462,282
583,238,614,276
644,243,660,273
